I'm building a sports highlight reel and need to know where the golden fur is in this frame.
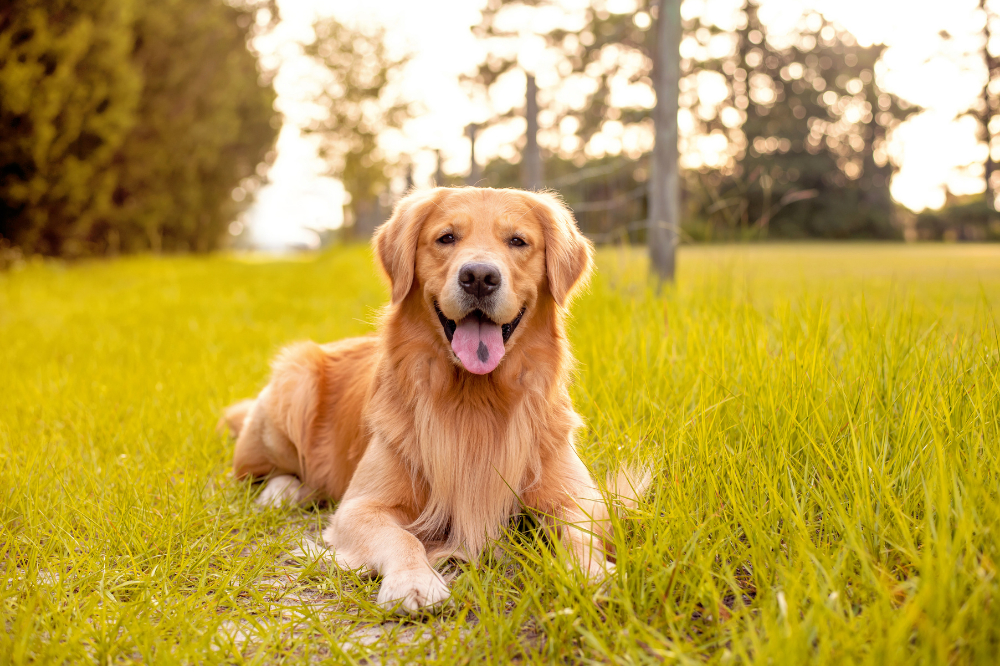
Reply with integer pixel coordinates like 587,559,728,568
224,187,643,614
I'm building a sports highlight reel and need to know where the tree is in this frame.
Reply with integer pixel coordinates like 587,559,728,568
107,0,279,253
695,2,914,238
468,0,915,240
0,0,278,256
303,18,410,238
980,0,999,209
466,0,660,237
649,0,680,281
0,0,140,255
522,74,542,189
467,0,658,169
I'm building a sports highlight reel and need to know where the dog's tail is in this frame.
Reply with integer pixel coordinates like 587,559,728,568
217,399,256,438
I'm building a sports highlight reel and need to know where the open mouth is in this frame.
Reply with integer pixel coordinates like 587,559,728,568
435,303,526,375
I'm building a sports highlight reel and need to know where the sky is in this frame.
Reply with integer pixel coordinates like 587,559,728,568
242,0,994,249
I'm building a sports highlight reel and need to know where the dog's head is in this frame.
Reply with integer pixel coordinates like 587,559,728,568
373,187,593,375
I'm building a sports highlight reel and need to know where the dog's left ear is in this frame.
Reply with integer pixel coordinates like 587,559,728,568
528,191,595,307
373,188,447,304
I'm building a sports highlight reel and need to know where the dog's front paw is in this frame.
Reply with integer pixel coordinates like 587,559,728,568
377,567,450,615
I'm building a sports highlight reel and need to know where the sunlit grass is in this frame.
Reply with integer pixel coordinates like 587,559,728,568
2,244,999,663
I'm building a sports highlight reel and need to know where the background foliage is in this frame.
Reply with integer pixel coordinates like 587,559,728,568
467,0,1000,242
0,0,278,256
0,0,140,256
303,18,411,239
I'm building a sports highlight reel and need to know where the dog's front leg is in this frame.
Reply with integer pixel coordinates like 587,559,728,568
532,450,615,581
559,497,614,580
324,498,448,614
322,442,448,615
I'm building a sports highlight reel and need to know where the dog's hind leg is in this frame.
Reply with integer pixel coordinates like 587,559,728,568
232,386,303,480
232,398,318,507
256,474,318,508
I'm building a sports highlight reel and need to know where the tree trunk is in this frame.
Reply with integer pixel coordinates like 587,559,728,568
353,197,381,240
648,0,682,281
466,124,481,186
862,97,893,232
435,149,445,187
522,74,543,190
983,0,998,209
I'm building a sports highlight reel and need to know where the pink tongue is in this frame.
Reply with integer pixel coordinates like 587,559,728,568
451,315,505,374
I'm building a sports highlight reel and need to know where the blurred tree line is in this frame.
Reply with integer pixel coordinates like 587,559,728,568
467,0,1000,242
0,0,279,257
301,17,410,239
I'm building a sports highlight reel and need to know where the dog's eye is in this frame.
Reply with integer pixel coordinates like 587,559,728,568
437,234,455,245
509,236,527,247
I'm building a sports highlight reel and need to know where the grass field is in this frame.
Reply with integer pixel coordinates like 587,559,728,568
2,244,1000,664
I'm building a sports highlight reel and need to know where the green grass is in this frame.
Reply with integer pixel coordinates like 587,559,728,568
2,244,999,664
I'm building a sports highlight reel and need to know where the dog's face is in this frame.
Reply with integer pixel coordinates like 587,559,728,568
417,193,544,374
374,188,593,375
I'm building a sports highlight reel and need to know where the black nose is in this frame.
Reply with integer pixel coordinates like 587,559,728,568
458,262,501,299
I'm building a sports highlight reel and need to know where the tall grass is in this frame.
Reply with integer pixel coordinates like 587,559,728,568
2,245,998,663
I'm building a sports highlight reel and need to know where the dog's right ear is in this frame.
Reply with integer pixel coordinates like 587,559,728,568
373,188,446,304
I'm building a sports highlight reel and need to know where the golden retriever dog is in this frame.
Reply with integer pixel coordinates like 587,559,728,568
222,187,643,614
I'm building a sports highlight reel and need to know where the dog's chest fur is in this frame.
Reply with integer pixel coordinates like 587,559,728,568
367,349,572,558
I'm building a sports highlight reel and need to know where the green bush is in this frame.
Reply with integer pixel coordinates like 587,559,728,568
0,0,141,255
0,0,278,256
